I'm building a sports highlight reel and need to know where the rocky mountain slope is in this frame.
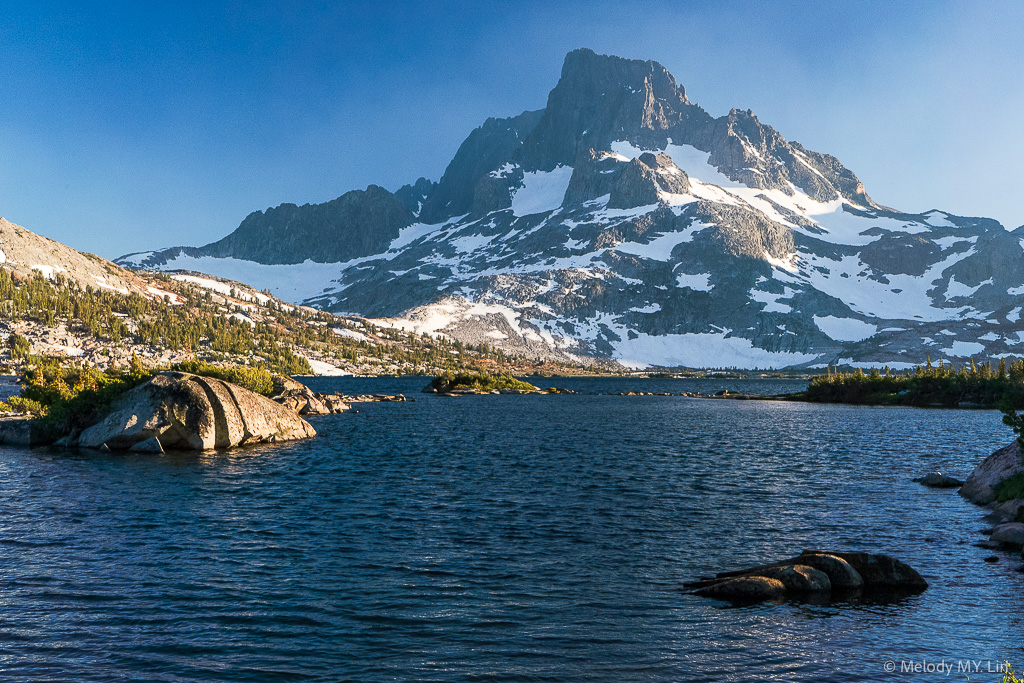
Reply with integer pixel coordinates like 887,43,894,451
119,49,1024,370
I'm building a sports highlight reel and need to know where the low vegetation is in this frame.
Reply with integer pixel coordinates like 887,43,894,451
801,358,1024,408
427,371,538,393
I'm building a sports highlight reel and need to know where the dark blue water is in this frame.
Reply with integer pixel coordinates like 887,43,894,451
0,377,1020,682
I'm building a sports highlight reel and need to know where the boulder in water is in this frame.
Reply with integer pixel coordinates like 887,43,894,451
76,372,316,451
689,550,925,604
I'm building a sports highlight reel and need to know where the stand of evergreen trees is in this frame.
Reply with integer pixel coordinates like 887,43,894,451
803,358,1024,408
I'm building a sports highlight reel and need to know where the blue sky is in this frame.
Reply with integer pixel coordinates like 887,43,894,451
1,1,1022,258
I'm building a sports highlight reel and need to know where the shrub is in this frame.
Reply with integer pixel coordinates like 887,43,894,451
804,360,1024,408
169,360,275,396
7,333,30,359
0,396,45,415
994,472,1024,503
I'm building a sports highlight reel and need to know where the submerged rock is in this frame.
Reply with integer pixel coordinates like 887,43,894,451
76,372,316,451
913,472,965,488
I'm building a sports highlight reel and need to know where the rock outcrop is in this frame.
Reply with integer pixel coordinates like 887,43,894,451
74,372,316,451
687,550,926,604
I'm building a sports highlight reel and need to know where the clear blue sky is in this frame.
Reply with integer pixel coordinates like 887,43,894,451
1,0,1022,258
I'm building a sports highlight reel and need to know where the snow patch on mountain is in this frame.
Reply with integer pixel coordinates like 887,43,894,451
941,340,985,357
511,166,573,216
610,328,818,369
675,272,712,291
612,222,710,260
813,316,877,342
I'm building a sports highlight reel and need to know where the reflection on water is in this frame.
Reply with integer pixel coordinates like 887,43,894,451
0,377,1020,682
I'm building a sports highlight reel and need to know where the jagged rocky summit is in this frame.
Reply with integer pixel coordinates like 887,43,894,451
119,49,1024,370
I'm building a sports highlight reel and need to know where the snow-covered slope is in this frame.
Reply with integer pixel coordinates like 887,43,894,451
119,49,1024,369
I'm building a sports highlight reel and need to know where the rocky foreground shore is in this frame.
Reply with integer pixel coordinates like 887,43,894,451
956,440,1024,553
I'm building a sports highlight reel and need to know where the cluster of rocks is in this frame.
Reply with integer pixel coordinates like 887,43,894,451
269,376,350,415
686,551,927,603
342,393,409,403
430,388,545,396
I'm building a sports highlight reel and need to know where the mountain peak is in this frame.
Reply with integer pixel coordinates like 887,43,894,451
559,48,689,106
515,49,708,171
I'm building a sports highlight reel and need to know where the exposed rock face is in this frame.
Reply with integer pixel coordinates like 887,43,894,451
0,416,48,447
420,110,544,223
522,48,704,170
199,186,414,265
76,372,316,451
960,441,1022,505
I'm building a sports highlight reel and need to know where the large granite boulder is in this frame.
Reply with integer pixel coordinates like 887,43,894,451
76,372,316,451
960,440,1023,505
793,553,864,589
0,416,49,447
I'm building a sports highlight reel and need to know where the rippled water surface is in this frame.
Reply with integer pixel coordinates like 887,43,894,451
0,377,1021,681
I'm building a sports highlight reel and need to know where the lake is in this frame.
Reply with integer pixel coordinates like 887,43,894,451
0,377,1020,681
